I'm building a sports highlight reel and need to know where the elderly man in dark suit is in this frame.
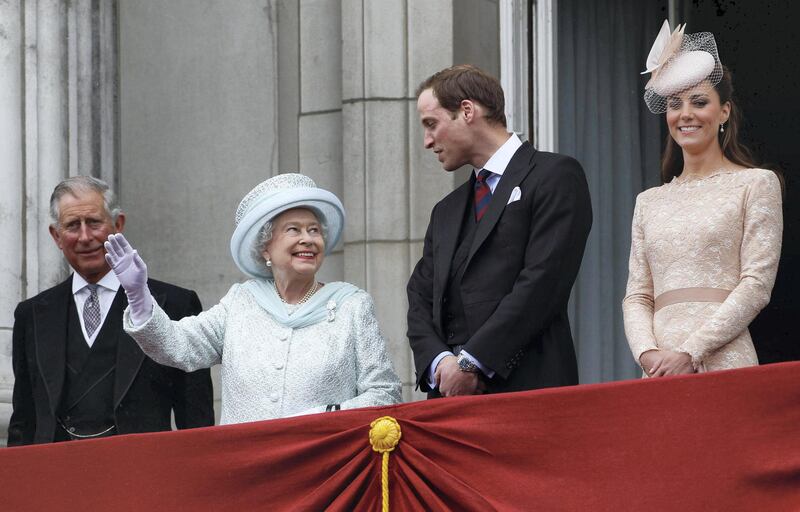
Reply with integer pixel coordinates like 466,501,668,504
408,65,592,398
8,176,214,445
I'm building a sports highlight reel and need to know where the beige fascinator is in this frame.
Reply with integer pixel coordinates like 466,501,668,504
641,20,723,113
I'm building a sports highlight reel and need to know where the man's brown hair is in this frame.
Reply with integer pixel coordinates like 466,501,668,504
416,64,507,127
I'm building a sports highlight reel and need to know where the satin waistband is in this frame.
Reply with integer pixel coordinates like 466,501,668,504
653,287,731,312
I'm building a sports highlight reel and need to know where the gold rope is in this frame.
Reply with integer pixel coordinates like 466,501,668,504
369,416,402,512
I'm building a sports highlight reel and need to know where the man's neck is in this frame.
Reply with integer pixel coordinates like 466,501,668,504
471,127,513,169
76,268,112,286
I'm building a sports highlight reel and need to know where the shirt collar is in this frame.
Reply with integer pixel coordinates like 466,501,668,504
474,132,523,178
72,270,121,294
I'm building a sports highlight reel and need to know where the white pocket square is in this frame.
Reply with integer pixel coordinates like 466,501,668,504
507,186,522,205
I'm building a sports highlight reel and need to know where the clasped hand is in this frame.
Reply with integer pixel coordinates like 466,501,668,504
640,349,696,377
435,355,487,397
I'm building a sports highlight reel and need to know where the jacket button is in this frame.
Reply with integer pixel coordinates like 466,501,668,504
448,332,455,339
68,427,76,433
270,393,279,402
274,362,284,370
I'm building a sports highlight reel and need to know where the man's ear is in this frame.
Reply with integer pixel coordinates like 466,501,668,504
114,212,126,234
49,224,63,250
460,99,476,122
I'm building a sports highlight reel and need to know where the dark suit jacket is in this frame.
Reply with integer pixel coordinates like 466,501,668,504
407,142,592,394
7,275,215,446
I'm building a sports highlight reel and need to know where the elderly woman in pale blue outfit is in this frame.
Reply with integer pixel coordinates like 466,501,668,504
104,174,401,424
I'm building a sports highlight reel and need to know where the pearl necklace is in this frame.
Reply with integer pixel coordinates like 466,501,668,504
276,281,319,305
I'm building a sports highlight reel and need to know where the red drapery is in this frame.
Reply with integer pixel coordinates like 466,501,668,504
3,362,800,511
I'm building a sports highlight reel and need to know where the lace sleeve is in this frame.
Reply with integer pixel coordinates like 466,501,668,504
623,194,659,364
679,170,783,365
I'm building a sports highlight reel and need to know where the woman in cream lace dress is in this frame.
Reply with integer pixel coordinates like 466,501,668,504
623,23,782,377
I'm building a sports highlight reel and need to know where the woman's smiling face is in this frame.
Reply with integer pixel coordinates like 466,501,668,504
666,82,730,156
262,208,325,281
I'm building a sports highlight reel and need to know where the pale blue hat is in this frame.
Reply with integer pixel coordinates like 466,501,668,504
230,173,344,278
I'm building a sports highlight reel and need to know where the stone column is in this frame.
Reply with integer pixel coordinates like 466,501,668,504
0,0,119,445
0,0,25,444
0,0,75,446
26,0,115,293
341,0,461,402
70,0,118,186
297,0,344,282
31,0,70,290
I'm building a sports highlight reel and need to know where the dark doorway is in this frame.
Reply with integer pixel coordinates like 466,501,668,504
679,0,800,362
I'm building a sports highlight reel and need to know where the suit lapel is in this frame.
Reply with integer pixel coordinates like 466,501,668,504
467,142,537,265
113,287,165,407
435,180,473,293
32,276,73,416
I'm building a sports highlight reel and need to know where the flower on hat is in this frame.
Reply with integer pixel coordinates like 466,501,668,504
641,20,686,84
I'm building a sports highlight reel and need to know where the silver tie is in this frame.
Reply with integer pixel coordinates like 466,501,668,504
83,284,101,337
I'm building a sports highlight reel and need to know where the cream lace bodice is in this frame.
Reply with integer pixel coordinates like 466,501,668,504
623,168,782,371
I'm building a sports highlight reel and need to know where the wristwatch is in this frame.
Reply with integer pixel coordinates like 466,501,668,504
456,353,480,373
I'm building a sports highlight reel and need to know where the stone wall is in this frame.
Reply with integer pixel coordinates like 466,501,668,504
0,1,500,440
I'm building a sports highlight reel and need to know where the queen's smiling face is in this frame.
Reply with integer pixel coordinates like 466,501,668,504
262,208,325,281
666,82,730,156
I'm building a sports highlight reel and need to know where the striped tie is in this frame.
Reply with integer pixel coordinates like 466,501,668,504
474,169,492,221
83,284,101,337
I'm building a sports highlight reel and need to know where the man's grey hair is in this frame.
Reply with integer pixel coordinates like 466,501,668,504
49,175,121,225
250,208,328,268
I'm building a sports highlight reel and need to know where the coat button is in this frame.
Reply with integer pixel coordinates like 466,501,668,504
279,332,288,341
68,427,76,433
274,362,284,370
270,393,280,402
448,332,455,339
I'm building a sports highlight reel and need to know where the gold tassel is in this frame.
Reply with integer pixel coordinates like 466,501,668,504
369,416,402,512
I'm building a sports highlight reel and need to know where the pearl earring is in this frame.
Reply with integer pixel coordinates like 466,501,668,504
719,122,725,133
266,258,272,268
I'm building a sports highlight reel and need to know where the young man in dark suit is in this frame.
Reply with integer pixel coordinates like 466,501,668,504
408,65,592,398
8,176,214,445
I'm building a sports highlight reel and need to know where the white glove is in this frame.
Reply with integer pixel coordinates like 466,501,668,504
104,233,153,326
